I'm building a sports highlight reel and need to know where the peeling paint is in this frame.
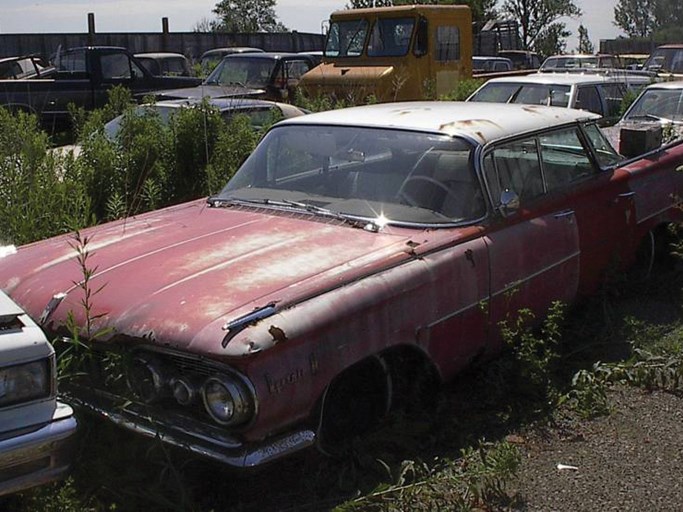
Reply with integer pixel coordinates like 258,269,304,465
268,325,288,344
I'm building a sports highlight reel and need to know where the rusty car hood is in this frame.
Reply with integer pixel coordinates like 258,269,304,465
0,199,434,358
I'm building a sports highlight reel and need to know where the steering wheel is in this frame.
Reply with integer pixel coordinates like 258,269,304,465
397,175,460,211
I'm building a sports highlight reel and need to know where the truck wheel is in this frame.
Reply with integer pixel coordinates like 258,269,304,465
316,355,391,454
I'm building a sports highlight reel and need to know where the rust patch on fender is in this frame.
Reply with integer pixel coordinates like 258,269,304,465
268,325,288,344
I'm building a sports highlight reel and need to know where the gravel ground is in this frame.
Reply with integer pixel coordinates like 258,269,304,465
514,386,683,511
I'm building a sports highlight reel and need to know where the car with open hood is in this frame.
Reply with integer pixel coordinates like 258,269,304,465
1,102,682,468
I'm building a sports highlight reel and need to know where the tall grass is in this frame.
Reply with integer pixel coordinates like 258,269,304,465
0,88,263,246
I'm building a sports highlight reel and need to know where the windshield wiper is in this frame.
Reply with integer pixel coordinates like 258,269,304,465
208,196,380,230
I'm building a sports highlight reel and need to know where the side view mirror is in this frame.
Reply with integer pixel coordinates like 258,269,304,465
499,189,520,215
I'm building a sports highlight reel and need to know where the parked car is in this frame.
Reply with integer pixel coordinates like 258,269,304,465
1,102,682,468
134,52,193,77
617,53,649,70
497,50,541,70
642,45,683,76
0,287,77,496
0,55,55,79
199,47,265,74
466,72,651,125
55,98,308,158
157,52,318,103
0,46,202,129
540,53,622,71
604,80,683,156
472,56,513,74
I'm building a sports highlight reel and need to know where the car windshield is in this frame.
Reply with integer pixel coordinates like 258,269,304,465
542,56,598,69
469,83,571,107
104,105,180,140
367,17,415,57
218,125,484,226
325,19,369,57
643,48,683,73
624,88,683,123
205,57,276,88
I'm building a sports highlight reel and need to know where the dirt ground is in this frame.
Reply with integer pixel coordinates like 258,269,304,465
513,386,683,511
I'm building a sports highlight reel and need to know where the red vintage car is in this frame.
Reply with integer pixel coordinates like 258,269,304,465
0,102,681,468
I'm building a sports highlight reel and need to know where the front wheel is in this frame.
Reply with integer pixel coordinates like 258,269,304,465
316,356,392,454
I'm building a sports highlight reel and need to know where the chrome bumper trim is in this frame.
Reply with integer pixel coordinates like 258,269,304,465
0,402,78,496
68,391,316,468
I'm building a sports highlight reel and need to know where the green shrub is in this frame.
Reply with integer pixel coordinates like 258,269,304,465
0,108,92,245
440,78,485,101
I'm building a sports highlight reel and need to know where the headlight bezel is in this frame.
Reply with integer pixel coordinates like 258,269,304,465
202,374,254,426
0,357,53,408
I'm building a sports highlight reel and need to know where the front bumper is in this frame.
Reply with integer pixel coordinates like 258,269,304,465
0,402,78,496
67,387,316,468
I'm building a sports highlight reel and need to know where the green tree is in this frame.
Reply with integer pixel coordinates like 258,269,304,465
534,22,569,58
212,0,288,32
500,0,581,51
576,24,594,54
653,0,683,33
613,0,657,38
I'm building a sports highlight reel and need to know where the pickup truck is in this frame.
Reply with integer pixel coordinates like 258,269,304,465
0,46,202,129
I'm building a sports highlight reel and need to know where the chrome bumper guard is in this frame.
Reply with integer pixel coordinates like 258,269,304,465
0,402,78,496
66,388,316,468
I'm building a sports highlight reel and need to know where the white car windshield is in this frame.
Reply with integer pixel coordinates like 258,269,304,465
218,125,485,227
624,88,683,123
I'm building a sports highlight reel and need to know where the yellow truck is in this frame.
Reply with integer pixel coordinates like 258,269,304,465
299,5,473,102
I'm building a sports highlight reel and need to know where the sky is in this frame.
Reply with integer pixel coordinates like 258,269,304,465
1,0,622,51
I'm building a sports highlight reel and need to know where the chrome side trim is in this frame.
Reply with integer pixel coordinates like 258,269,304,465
221,303,277,348
490,250,581,300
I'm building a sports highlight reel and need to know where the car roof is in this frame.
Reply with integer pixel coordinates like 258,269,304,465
473,56,511,61
201,47,264,55
278,101,598,144
135,52,186,59
224,52,311,60
480,72,632,86
639,80,683,91
150,98,296,111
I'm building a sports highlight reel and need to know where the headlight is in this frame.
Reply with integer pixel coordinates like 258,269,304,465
0,359,51,407
202,375,254,426
126,355,170,403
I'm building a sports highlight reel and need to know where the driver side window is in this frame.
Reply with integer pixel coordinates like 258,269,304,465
101,53,132,80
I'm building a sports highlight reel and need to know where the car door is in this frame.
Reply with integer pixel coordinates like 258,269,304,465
482,134,580,351
541,123,635,295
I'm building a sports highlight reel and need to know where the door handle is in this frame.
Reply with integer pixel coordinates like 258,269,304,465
554,209,575,219
613,191,635,204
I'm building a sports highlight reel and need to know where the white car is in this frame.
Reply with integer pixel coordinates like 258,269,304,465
56,97,308,159
467,72,652,125
0,287,77,496
604,80,683,156
618,80,683,125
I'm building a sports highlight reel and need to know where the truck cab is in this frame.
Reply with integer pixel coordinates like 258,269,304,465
299,5,473,102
